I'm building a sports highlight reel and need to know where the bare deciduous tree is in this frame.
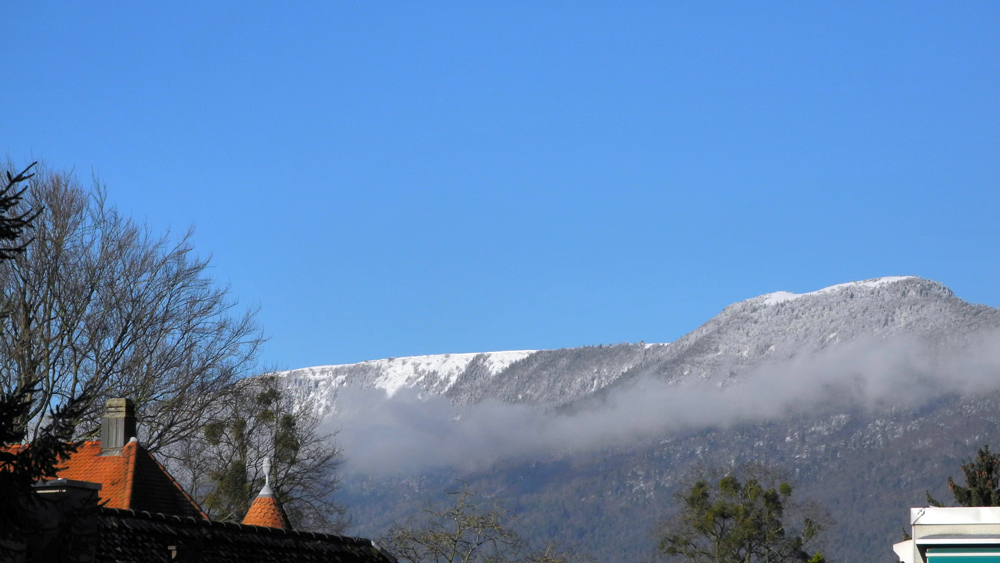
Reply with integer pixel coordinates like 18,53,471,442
382,483,592,563
0,162,348,538
0,164,262,452
0,162,98,560
383,484,523,563
170,373,348,533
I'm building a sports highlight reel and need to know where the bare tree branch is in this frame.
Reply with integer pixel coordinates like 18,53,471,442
0,164,262,452
166,373,348,533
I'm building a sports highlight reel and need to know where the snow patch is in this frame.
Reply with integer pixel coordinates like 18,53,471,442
762,291,799,306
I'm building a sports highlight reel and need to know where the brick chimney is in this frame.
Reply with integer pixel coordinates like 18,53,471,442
100,398,136,455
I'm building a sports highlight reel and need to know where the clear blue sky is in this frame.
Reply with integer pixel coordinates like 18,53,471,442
2,2,997,369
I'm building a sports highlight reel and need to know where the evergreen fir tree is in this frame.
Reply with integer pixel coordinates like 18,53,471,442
657,465,827,563
948,445,1000,507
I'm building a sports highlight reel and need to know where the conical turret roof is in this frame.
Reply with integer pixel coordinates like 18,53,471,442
242,482,292,530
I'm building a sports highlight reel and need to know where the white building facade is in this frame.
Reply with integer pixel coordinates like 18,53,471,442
895,507,1000,563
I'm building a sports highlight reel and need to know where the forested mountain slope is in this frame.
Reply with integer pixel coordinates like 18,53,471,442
279,276,1000,562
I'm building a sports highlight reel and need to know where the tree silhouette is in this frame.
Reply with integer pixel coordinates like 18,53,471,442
929,445,1000,507
0,163,39,258
0,162,93,558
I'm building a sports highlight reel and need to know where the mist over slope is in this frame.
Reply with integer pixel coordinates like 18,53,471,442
278,276,1000,562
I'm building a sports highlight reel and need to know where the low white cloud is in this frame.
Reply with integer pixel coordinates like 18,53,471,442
328,330,1000,474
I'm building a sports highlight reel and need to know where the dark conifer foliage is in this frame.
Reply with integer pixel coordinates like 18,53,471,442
948,445,1000,507
0,384,92,554
0,163,39,259
656,465,826,563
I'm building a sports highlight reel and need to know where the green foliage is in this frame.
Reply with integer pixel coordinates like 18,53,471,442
946,445,1000,507
657,465,825,563
201,384,311,520
274,413,301,469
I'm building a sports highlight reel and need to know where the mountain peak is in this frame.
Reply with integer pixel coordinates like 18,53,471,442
754,276,920,306
283,276,994,409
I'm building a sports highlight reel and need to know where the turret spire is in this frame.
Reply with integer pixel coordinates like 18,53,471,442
242,457,291,529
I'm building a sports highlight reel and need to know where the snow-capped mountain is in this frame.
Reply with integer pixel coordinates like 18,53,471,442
613,275,998,385
282,276,1000,411
280,276,1000,563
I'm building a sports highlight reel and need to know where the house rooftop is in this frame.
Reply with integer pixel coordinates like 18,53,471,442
7,397,205,520
97,507,396,562
16,438,207,519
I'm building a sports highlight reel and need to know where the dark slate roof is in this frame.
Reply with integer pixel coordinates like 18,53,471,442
96,507,396,563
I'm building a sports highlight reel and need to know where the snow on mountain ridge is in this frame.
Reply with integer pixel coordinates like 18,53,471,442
757,276,917,306
373,350,537,395
283,276,996,410
286,350,537,397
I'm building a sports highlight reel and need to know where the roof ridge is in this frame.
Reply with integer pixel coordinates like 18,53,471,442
121,440,137,510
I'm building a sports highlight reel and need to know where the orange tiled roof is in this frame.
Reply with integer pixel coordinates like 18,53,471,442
243,489,292,530
11,439,206,519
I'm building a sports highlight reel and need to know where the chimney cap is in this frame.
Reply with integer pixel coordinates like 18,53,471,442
104,398,135,413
